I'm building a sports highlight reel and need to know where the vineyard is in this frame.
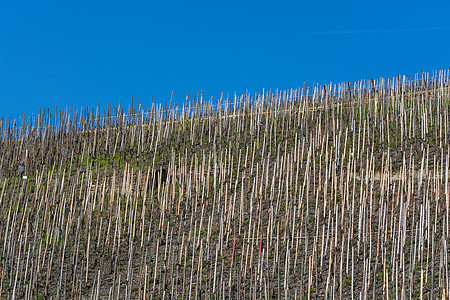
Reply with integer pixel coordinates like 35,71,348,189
1,70,450,299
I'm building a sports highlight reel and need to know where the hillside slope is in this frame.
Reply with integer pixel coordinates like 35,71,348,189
0,71,449,299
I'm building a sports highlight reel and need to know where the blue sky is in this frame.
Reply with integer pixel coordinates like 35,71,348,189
1,1,449,119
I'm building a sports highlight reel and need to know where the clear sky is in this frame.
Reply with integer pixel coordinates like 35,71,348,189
1,1,449,119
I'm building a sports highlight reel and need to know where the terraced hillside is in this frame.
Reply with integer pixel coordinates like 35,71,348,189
0,70,449,299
